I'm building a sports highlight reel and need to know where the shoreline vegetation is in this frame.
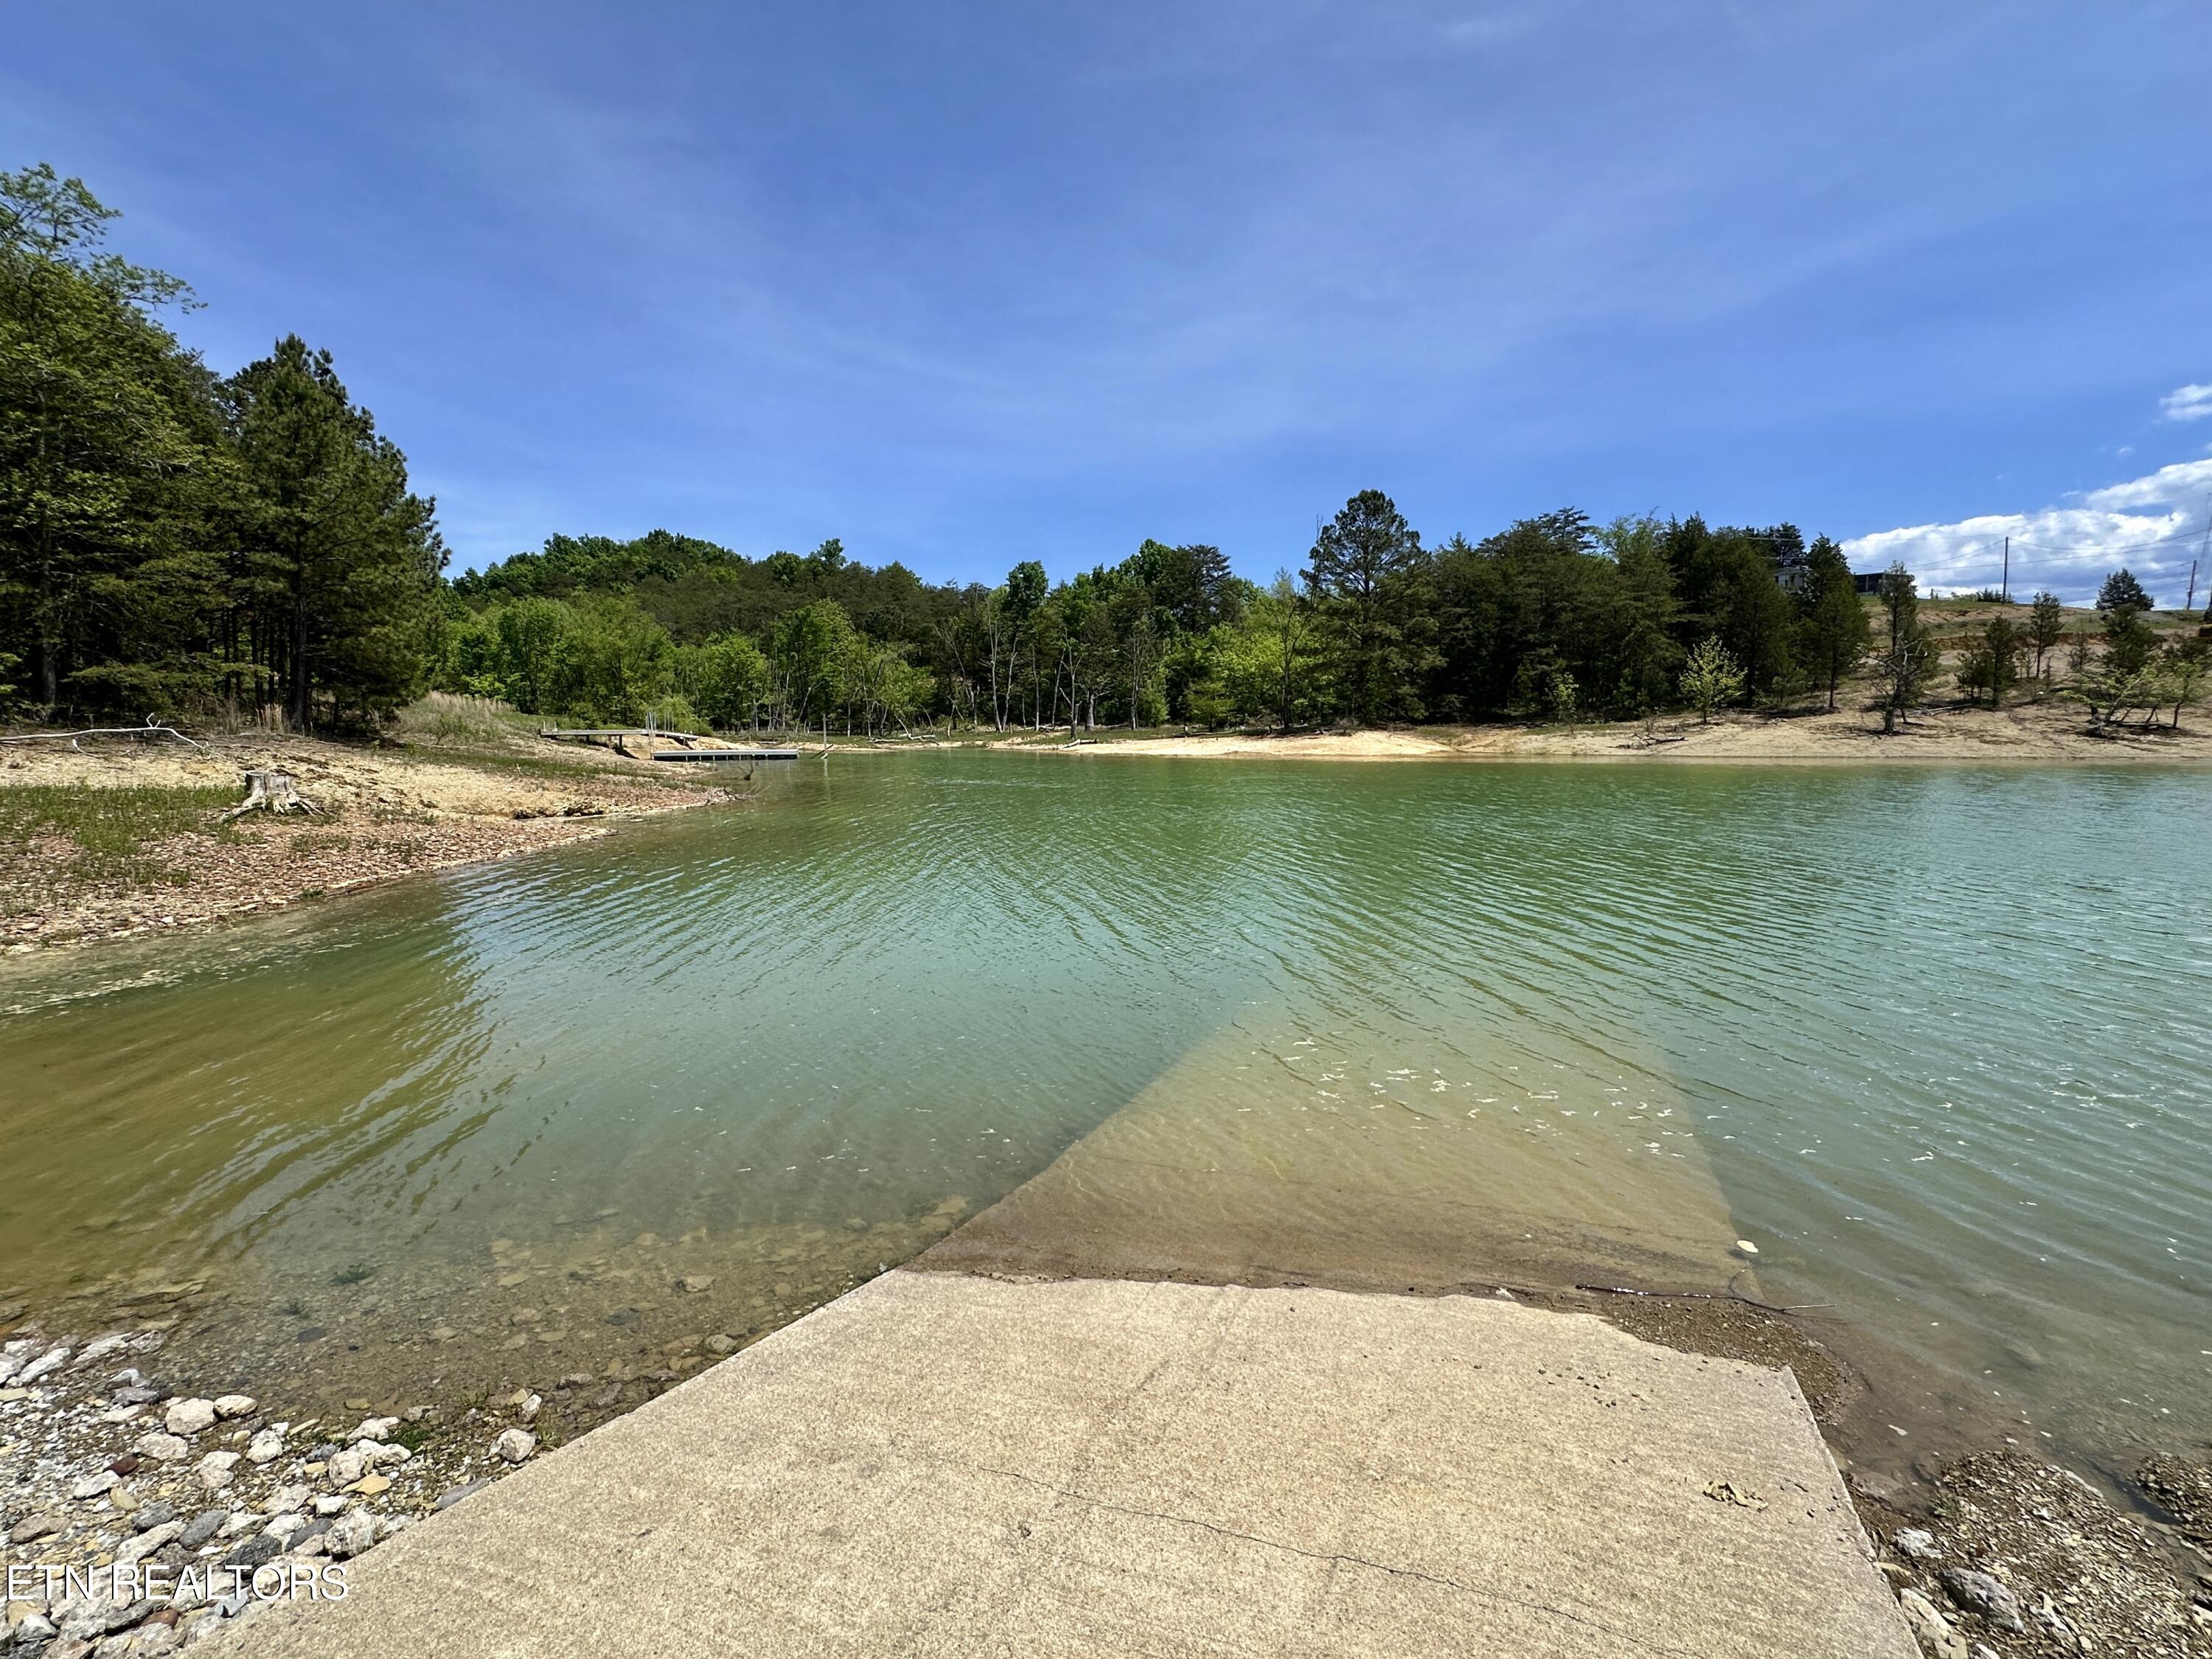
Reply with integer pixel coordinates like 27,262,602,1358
5,170,2207,776
7,687,2205,956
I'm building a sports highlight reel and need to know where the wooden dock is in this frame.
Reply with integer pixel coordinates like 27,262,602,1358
649,748,799,762
538,726,803,762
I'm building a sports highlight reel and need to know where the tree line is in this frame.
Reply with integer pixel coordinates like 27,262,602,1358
0,166,442,732
7,163,2204,740
425,496,1941,738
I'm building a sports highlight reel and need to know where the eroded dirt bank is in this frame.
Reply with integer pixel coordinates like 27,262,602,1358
1,728,733,953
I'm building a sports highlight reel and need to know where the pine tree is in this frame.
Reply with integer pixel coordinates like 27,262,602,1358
2026,591,2065,681
2096,568,2152,613
1794,535,1871,710
225,337,443,730
0,164,230,715
1304,490,1428,725
1874,564,1937,733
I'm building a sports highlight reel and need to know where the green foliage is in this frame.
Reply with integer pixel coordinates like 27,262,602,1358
1957,616,2022,707
1874,564,1939,732
675,632,770,730
2026,591,2065,679
1304,490,1430,724
2096,568,2152,613
2160,640,2208,729
1678,636,1745,723
225,335,445,729
773,599,859,732
1663,517,1796,698
1,164,443,728
1206,573,1321,728
0,164,232,715
1794,536,1871,710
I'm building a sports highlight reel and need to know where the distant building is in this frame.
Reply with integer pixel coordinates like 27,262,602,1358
1851,571,1893,596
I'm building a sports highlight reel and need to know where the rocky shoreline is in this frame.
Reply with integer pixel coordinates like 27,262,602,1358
5,1292,2210,1658
0,1324,548,1655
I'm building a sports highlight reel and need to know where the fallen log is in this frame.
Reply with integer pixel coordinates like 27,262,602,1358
0,719,203,750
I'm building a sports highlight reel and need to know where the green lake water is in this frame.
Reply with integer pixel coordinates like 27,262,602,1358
2,754,2206,1480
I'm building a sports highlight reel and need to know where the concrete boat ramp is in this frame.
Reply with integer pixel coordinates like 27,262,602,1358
220,1270,1911,1658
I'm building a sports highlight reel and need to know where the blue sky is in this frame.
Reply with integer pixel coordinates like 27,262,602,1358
7,2,2210,602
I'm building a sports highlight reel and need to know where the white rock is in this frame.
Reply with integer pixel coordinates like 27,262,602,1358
100,1405,144,1425
136,1623,181,1656
212,1395,257,1420
244,1430,285,1466
1893,1526,1941,1561
492,1428,538,1464
115,1520,183,1567
324,1450,366,1488
349,1417,397,1443
262,1514,309,1544
69,1471,121,1501
517,1394,543,1422
18,1346,71,1385
324,1511,377,1560
164,1399,218,1436
365,1441,411,1467
218,1511,257,1538
195,1451,240,1493
262,1484,311,1516
133,1433,190,1462
312,1495,348,1517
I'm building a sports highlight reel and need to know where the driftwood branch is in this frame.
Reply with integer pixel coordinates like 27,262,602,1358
0,719,204,751
222,769,318,819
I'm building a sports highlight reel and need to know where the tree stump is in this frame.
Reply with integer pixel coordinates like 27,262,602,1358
223,769,318,819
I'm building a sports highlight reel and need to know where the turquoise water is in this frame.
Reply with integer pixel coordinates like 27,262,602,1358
2,755,2205,1473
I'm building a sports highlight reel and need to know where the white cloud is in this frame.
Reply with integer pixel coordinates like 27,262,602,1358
1843,454,2212,606
2160,383,2212,422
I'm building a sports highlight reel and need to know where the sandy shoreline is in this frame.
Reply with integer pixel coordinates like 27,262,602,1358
992,699,2212,763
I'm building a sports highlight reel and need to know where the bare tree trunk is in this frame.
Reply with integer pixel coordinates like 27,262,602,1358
223,770,318,819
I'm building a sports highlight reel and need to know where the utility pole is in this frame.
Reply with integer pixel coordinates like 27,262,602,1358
2197,498,2211,616
2001,535,2009,602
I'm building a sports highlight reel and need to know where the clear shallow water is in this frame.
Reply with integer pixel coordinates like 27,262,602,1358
2,756,2206,1472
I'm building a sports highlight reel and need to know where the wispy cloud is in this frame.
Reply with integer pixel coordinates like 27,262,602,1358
1843,453,2212,605
2160,383,2212,422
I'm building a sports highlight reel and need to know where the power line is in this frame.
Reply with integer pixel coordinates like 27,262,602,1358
2006,526,2204,554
